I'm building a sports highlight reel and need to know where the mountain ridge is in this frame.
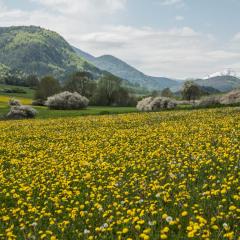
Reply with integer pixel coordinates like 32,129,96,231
203,69,240,80
171,75,240,93
195,75,240,92
73,46,180,90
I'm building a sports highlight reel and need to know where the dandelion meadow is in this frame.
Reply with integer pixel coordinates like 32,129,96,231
0,108,239,240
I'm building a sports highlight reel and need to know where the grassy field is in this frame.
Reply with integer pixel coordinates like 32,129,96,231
0,84,34,99
0,103,137,119
33,106,137,119
0,108,239,239
0,84,34,117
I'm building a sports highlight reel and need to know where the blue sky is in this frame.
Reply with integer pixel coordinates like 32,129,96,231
0,0,240,79
131,0,240,41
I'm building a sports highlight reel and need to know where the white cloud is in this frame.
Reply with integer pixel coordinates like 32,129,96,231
0,0,128,37
73,25,240,78
0,0,7,12
175,15,184,21
158,0,184,6
31,0,127,15
233,32,240,41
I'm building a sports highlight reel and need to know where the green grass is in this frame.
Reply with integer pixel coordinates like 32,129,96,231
0,84,34,99
0,105,137,119
34,106,137,119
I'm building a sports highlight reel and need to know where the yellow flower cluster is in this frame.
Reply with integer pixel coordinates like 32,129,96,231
0,108,239,239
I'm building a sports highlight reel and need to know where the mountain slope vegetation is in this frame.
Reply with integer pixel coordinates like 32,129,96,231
195,75,240,92
171,75,240,93
74,47,180,90
0,26,101,80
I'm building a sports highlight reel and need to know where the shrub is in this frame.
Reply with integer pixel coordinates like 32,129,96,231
137,97,177,112
32,99,46,106
198,90,240,107
198,96,221,107
220,90,240,105
45,91,89,110
7,105,37,119
2,88,27,94
9,98,21,106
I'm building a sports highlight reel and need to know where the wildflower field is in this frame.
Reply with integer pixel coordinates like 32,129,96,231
0,108,239,240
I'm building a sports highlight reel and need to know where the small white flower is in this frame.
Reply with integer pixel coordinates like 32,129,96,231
100,223,108,229
148,221,156,226
139,199,144,203
223,223,228,228
84,229,90,234
98,207,103,212
31,222,37,227
103,223,108,228
166,216,173,223
155,193,160,198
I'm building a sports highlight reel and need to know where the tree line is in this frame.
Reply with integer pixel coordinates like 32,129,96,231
2,69,215,107
33,72,137,107
151,81,217,102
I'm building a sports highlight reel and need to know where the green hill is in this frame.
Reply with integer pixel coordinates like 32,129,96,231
171,75,240,93
73,47,180,90
195,76,240,92
0,26,101,81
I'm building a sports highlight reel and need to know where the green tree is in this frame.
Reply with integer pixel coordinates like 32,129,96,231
64,72,96,99
182,81,201,101
25,75,39,89
114,87,136,107
35,76,61,100
94,74,122,106
161,88,173,98
151,90,160,97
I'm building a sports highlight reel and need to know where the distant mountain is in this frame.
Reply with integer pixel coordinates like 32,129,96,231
203,69,240,80
0,26,102,80
72,46,96,63
74,47,180,90
195,75,240,92
200,85,221,95
171,73,240,93
174,85,221,97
